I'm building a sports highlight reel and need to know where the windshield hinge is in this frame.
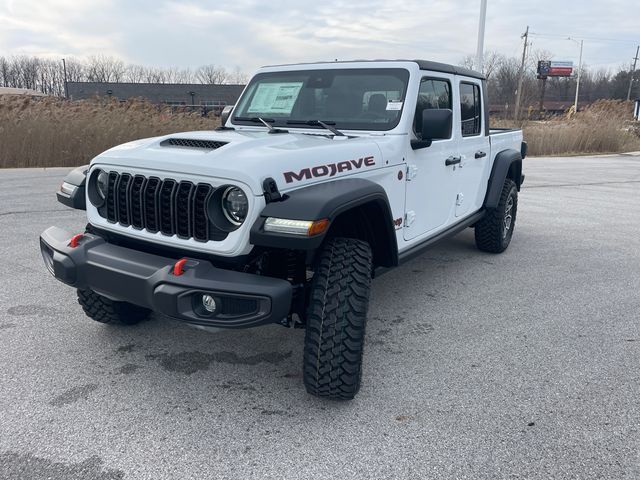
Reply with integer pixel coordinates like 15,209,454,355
263,177,282,203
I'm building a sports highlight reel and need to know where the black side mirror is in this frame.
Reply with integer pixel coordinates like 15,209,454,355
411,109,453,150
220,105,234,125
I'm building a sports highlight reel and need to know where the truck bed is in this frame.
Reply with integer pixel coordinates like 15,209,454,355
489,128,523,157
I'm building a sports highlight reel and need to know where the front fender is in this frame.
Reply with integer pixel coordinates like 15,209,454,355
250,178,396,254
57,165,88,210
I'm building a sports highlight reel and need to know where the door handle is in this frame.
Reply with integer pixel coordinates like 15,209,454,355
475,151,487,159
445,156,461,166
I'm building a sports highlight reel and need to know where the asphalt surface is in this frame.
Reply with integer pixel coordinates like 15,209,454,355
1,154,639,479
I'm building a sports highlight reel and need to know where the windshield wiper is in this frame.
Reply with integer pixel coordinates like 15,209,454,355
233,116,275,123
233,116,288,134
286,120,346,137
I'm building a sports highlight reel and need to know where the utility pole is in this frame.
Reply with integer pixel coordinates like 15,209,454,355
573,39,583,114
627,46,639,102
62,58,69,99
514,25,529,121
476,0,488,73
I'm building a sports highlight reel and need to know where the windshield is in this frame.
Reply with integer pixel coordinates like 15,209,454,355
231,68,410,131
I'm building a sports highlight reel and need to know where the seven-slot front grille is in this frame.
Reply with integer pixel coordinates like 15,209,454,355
102,172,226,242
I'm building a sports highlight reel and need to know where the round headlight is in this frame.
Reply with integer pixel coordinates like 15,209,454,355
96,170,109,199
221,187,248,225
88,168,110,207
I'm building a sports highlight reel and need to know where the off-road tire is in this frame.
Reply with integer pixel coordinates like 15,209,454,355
303,237,373,400
475,178,518,253
77,289,150,325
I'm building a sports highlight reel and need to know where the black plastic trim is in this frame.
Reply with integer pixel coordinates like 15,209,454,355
393,210,485,267
40,226,292,329
484,149,523,208
250,178,397,255
261,59,485,80
56,165,88,210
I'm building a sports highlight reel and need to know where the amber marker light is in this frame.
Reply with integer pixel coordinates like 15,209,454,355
264,217,330,236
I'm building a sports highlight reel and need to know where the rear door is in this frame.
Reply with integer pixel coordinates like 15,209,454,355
403,74,458,241
454,79,491,217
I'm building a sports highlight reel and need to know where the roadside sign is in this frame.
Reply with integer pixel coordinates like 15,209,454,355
537,60,574,78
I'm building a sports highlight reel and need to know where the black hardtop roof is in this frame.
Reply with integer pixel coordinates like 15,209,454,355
262,59,485,80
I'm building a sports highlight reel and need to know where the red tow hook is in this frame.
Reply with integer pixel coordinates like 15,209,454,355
69,233,84,248
173,258,188,276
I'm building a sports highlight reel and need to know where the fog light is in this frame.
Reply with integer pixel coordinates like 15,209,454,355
202,294,217,313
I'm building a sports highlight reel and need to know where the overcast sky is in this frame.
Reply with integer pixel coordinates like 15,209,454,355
1,0,638,74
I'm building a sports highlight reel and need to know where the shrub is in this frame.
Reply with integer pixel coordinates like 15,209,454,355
0,96,220,168
492,100,640,156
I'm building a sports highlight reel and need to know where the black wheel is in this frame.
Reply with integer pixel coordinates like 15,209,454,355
475,178,518,253
303,237,373,400
77,289,150,325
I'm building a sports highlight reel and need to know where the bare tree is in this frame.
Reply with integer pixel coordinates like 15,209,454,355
125,64,147,83
0,57,9,87
196,64,229,84
86,55,126,82
230,66,248,84
64,58,86,82
460,50,504,79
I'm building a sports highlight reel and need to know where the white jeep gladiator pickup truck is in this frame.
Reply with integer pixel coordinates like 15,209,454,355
41,60,525,400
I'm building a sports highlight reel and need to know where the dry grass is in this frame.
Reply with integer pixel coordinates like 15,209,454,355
0,96,220,168
1,97,638,168
493,100,640,156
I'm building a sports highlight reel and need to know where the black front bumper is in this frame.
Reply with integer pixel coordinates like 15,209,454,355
39,226,292,328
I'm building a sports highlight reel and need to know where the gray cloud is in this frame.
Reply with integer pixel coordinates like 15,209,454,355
0,0,638,74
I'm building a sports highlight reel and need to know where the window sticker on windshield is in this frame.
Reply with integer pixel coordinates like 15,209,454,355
247,82,303,114
386,100,403,111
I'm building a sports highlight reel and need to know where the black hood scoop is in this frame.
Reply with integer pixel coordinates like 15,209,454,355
160,138,228,150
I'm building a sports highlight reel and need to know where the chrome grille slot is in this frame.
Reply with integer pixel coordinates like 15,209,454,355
97,172,226,242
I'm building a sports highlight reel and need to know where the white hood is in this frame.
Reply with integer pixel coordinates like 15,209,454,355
92,129,400,196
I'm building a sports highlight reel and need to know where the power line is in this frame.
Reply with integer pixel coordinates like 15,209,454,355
530,32,639,46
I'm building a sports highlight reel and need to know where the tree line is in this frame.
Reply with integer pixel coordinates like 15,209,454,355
0,55,249,97
0,52,637,113
461,50,638,116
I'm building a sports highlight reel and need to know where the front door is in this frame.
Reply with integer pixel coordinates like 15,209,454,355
404,75,458,241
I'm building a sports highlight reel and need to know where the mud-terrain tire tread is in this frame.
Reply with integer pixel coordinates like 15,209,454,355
475,178,518,253
303,237,372,400
77,289,150,325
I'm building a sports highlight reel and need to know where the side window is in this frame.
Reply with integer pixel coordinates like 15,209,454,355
460,82,482,137
414,78,451,138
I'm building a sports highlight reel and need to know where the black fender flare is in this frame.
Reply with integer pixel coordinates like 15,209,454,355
250,178,398,266
484,149,523,209
57,165,88,210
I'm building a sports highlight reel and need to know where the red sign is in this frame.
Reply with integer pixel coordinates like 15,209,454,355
538,61,574,78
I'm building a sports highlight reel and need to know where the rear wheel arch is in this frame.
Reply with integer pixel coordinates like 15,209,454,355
484,149,523,209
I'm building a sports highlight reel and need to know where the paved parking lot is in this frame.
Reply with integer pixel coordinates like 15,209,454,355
1,153,639,479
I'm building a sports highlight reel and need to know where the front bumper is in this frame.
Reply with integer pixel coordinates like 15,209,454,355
39,226,292,328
